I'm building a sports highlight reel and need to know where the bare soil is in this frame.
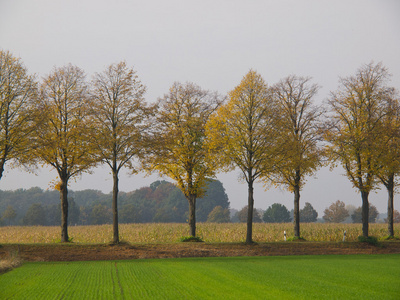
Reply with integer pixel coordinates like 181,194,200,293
1,241,400,262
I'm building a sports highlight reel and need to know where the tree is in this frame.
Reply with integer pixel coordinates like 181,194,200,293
2,205,17,225
208,70,277,243
89,61,152,243
236,205,262,223
375,95,400,237
271,75,323,236
325,62,396,237
145,82,223,237
23,203,46,226
33,64,95,242
323,200,349,223
351,204,379,223
0,50,37,179
206,206,231,223
196,179,230,222
263,203,291,223
300,202,318,222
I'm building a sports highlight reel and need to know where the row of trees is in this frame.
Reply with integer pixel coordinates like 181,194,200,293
6,190,395,226
260,201,400,224
0,180,230,226
1,48,399,243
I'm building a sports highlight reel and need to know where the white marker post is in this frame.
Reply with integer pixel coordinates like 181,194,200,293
343,230,346,242
284,231,287,242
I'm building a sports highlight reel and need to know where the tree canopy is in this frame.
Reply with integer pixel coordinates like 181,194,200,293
32,64,95,242
263,203,292,223
208,70,277,243
325,62,397,237
0,50,37,179
300,202,318,222
89,61,153,243
323,200,349,223
271,75,323,236
145,82,223,237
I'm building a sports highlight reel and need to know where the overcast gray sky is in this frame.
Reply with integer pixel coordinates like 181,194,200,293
1,0,400,215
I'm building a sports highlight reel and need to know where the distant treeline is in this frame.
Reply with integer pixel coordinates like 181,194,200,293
0,179,230,226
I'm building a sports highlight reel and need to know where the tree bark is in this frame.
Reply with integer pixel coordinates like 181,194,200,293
0,158,5,180
361,190,369,237
112,169,119,244
60,177,69,242
386,174,394,237
293,184,301,237
188,194,196,237
246,179,254,244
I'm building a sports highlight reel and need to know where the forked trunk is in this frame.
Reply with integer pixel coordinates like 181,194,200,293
246,179,254,244
112,170,119,244
361,190,369,237
188,194,196,237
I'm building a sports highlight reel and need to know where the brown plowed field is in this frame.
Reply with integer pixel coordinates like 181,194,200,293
1,241,400,262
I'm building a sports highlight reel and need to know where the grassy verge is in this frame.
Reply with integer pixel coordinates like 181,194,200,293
0,247,21,274
1,254,399,299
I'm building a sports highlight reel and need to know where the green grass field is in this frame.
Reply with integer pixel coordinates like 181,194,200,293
1,254,399,299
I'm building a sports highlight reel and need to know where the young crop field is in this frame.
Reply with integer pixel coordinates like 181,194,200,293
1,254,399,299
0,223,398,244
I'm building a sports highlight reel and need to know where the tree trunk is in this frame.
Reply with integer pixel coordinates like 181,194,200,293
386,174,394,237
293,184,300,237
0,142,9,180
246,179,254,244
112,169,119,244
361,190,369,237
188,194,196,237
0,158,5,180
60,177,69,242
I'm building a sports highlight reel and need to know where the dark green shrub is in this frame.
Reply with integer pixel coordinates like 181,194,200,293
357,236,378,245
287,236,306,242
180,236,203,242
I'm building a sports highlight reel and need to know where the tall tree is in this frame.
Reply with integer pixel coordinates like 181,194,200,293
323,200,349,223
33,64,95,242
207,70,278,244
271,75,323,237
89,61,151,243
145,82,223,237
325,62,396,237
0,50,37,179
375,94,400,237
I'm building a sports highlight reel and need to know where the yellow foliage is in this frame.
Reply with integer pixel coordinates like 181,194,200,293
325,62,397,193
207,70,278,184
146,82,223,201
269,75,323,191
0,50,38,176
